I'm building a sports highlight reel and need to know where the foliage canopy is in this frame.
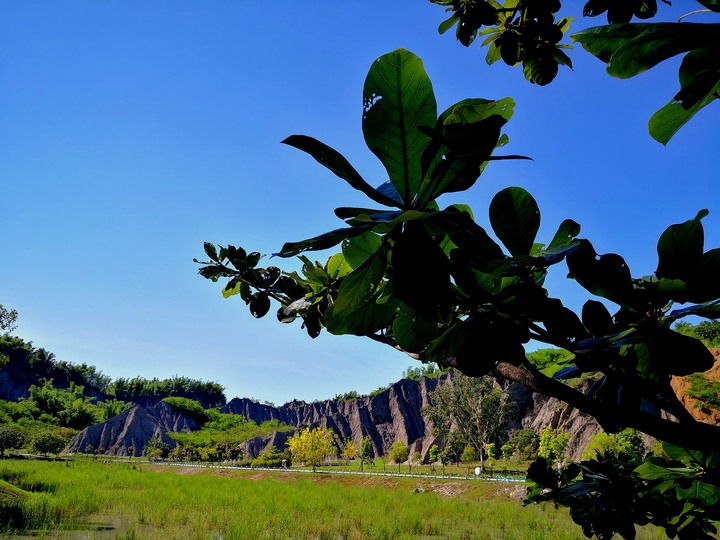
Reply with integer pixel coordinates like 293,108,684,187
197,37,720,540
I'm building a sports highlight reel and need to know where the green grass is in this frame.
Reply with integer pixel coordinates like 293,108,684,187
686,373,720,411
0,458,667,539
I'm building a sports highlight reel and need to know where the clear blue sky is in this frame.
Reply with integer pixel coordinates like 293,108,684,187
2,2,718,405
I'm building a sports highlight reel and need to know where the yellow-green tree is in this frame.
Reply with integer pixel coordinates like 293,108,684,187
287,427,336,472
341,439,357,462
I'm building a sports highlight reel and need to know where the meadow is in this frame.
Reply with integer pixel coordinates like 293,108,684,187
0,458,668,540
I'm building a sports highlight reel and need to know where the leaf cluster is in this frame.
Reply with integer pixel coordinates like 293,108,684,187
527,442,720,539
430,0,720,142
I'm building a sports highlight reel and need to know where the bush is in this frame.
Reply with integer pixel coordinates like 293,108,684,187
0,426,24,457
460,444,480,463
250,446,289,468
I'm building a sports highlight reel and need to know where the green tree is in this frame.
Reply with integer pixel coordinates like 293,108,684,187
502,429,540,461
30,431,66,458
461,443,481,463
538,427,570,464
359,435,373,472
388,441,409,464
402,363,440,381
144,434,170,460
0,304,18,334
287,427,336,472
675,321,720,348
0,426,24,457
197,48,720,538
581,431,620,461
423,374,515,468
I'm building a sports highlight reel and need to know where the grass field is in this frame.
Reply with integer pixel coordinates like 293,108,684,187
0,458,666,540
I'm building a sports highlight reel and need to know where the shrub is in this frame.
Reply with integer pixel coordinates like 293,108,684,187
250,446,289,468
30,432,66,457
0,426,24,457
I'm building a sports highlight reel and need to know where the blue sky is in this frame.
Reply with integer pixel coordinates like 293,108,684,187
2,2,718,405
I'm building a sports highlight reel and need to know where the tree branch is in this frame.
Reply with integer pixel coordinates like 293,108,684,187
491,361,720,451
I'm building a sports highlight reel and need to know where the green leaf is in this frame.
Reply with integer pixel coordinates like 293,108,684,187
222,279,243,299
417,98,517,205
548,219,581,250
327,253,351,279
634,462,699,481
676,481,720,507
572,23,720,79
325,245,391,335
687,248,720,303
391,221,450,310
362,49,437,204
438,14,459,34
249,292,271,318
663,443,707,467
275,227,369,258
392,305,440,353
203,242,219,262
649,46,720,144
656,209,708,282
489,187,540,256
582,300,614,337
567,240,635,308
342,232,383,269
282,135,400,207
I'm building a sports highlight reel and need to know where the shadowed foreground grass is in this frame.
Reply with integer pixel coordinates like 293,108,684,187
1,459,665,540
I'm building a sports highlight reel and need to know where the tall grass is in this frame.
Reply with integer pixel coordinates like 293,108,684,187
0,459,665,539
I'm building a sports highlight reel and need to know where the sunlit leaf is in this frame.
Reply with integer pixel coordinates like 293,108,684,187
363,49,437,204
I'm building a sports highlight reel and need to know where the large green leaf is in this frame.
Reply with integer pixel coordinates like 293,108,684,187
676,481,720,507
342,232,383,269
417,98,517,205
572,23,720,79
656,209,708,281
362,49,437,205
566,240,636,309
392,305,440,353
325,245,394,335
649,46,720,144
282,135,400,208
489,187,540,256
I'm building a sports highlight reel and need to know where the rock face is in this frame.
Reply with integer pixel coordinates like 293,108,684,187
66,401,200,456
223,375,447,460
70,365,694,461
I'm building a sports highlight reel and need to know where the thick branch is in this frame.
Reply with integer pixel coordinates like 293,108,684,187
491,361,720,451
370,334,720,450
